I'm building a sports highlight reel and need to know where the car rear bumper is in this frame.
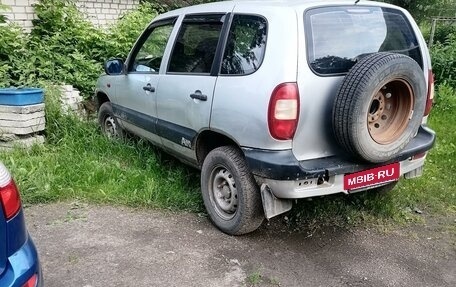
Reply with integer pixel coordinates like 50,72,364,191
243,125,435,199
0,233,42,287
257,156,426,199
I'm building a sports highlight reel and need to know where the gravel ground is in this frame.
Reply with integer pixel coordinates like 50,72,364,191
25,203,455,287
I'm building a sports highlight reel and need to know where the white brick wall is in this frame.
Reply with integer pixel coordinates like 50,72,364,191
1,0,140,30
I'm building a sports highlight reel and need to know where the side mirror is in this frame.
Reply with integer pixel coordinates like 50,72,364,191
104,58,124,75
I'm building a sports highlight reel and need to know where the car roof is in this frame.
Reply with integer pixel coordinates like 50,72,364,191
154,0,400,21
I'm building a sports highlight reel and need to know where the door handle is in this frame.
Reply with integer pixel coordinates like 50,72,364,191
190,90,207,101
143,84,155,92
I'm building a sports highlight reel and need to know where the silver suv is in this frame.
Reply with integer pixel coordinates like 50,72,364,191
95,0,436,235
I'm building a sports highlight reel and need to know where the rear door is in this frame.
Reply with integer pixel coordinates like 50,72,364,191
293,5,427,161
155,13,229,162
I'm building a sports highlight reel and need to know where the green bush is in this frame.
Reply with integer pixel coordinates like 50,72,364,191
434,83,456,111
431,24,456,45
431,33,456,87
0,21,29,86
106,5,158,59
0,0,160,97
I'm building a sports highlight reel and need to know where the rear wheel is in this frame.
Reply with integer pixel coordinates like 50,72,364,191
201,146,264,235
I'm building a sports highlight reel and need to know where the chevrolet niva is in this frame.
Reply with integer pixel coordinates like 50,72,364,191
95,0,435,235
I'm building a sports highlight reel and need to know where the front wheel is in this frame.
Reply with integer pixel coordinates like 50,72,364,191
98,102,124,139
201,146,264,235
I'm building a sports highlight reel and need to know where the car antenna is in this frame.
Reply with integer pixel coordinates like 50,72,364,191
355,0,360,4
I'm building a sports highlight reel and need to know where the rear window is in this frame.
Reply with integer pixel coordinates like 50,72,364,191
305,6,423,75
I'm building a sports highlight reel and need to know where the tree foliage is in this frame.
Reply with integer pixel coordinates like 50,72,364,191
0,0,157,96
381,0,456,20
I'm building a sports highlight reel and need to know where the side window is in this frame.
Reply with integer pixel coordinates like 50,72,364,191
221,15,267,75
130,23,174,73
168,14,224,74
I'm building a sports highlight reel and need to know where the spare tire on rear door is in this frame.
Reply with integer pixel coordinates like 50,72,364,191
332,52,426,163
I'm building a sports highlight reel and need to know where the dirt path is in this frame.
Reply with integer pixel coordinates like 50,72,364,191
25,203,455,287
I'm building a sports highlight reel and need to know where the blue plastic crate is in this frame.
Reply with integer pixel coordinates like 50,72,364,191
0,88,44,106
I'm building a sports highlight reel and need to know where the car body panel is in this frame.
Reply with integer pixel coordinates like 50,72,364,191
113,18,179,145
0,207,41,287
156,74,217,161
0,204,6,276
0,230,42,287
112,74,162,146
292,3,431,161
211,4,298,150
0,162,42,286
261,156,427,199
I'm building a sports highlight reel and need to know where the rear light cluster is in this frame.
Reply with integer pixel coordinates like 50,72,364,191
424,70,434,116
22,274,38,287
268,83,300,140
0,163,21,220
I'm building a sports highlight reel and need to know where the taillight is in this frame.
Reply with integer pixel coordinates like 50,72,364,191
0,163,21,220
22,274,38,287
268,83,300,140
424,70,434,116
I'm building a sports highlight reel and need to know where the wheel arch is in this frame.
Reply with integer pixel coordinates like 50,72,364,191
95,91,111,110
195,130,242,167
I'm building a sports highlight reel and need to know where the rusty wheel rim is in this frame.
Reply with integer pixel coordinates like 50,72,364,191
367,79,414,145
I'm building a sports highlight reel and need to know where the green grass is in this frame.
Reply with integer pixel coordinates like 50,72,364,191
0,84,455,228
0,85,202,211
1,121,202,211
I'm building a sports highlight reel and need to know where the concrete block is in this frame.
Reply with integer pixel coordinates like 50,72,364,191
61,85,73,92
11,6,25,13
0,116,45,128
15,0,29,6
0,133,18,141
61,97,81,105
0,104,45,135
0,103,45,114
0,110,45,121
0,135,45,150
13,13,27,20
2,0,15,6
0,123,45,135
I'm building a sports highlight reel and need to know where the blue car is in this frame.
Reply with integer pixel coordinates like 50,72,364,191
0,162,42,287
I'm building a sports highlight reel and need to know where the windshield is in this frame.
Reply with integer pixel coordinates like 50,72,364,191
305,6,423,75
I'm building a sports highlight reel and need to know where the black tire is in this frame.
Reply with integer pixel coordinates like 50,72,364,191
333,53,426,163
201,146,264,235
98,102,124,139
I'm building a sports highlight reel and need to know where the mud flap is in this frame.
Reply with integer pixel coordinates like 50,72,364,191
260,184,292,220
